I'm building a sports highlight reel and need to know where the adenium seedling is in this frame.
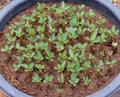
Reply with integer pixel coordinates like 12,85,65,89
32,73,42,87
68,49,78,61
57,88,64,97
43,74,53,86
106,59,117,71
35,64,45,74
13,64,21,72
95,60,104,76
34,51,44,62
24,52,35,62
86,9,95,22
5,33,16,44
68,73,80,87
16,43,25,55
45,49,54,61
58,50,67,60
83,76,91,87
58,74,65,84
96,17,106,26
54,61,66,73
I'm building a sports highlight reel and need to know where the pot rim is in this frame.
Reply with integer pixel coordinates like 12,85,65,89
0,0,120,97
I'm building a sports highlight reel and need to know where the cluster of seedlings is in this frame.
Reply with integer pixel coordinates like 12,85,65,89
1,2,119,96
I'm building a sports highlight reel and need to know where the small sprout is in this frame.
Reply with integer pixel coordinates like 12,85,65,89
26,28,36,36
108,51,113,59
37,3,45,12
26,43,34,52
95,60,104,76
16,43,25,55
111,42,117,48
88,53,94,63
54,61,66,73
48,34,56,42
83,76,91,87
45,49,54,61
68,49,78,61
5,33,16,44
55,42,64,51
24,52,35,62
80,18,86,27
37,25,45,34
34,51,44,62
17,55,25,63
96,17,106,26
78,27,86,42
99,50,105,58
58,29,68,44
78,4,85,11
79,51,86,64
35,64,45,75
13,64,21,71
32,73,42,87
58,50,67,60
106,59,117,71
35,41,48,51
86,9,95,22
76,43,87,53
58,74,65,84
67,62,75,72
57,88,64,97
109,25,119,43
27,36,36,43
69,73,80,87
70,15,79,27
48,24,56,34
83,60,91,75
23,63,34,77
43,74,53,86
1,44,14,59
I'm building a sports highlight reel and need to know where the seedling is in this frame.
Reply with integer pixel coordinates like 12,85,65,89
108,51,113,60
16,43,25,55
57,88,64,97
1,44,14,59
83,76,91,87
86,9,95,22
95,60,104,76
58,74,65,88
88,53,94,63
54,61,66,73
83,60,91,76
69,73,80,87
32,73,42,87
43,74,53,87
106,59,117,71
35,64,45,75
96,17,106,26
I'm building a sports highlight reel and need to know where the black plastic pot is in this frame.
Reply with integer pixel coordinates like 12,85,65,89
0,0,120,97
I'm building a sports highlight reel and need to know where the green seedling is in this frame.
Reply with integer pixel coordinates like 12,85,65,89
47,4,56,18
86,30,99,52
26,28,36,36
48,24,56,34
78,27,86,42
1,44,14,59
34,51,44,62
5,34,16,44
80,18,86,27
35,41,48,51
108,51,113,59
83,76,91,87
86,9,95,22
26,43,34,52
17,55,25,63
24,52,35,62
57,88,64,97
58,29,68,44
37,25,45,34
69,73,80,87
73,61,84,73
79,51,86,64
95,60,104,76
76,43,87,53
58,50,67,61
32,73,42,87
55,42,64,52
13,64,21,72
96,17,106,26
106,59,117,71
58,74,65,85
54,61,66,73
99,50,105,58
27,36,36,43
83,60,91,76
67,62,75,73
35,64,45,75
70,15,79,27
23,63,34,77
68,49,78,61
37,3,45,13
16,43,25,55
45,49,54,61
48,34,56,42
109,25,119,43
43,74,53,87
78,4,85,11
47,15,57,25
88,53,94,63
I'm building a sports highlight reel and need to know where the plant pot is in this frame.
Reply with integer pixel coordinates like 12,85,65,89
0,0,120,97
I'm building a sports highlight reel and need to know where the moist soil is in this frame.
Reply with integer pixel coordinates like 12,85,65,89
0,3,120,97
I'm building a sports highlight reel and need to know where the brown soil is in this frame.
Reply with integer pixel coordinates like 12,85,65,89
0,3,120,97
0,0,11,10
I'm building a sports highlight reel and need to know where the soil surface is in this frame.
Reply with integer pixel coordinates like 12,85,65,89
0,2,120,97
0,0,11,10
